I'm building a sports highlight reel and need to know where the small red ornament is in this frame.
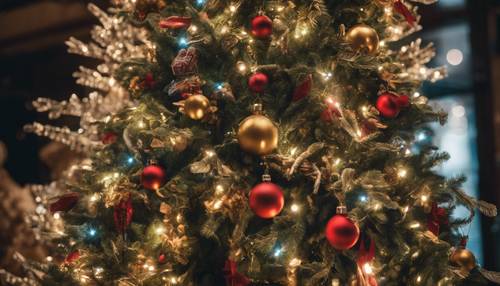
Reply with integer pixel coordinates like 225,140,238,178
427,202,448,236
64,250,80,264
251,15,273,39
158,253,166,264
325,207,360,250
321,97,341,122
141,72,155,89
113,196,133,234
249,182,284,219
292,74,312,102
393,1,416,27
141,164,166,191
102,132,118,144
223,259,250,286
49,192,79,213
376,92,409,118
159,16,192,29
248,72,269,93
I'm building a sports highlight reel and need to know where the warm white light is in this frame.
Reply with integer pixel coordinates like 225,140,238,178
291,204,300,213
363,263,373,275
290,147,298,156
46,256,53,262
410,222,421,229
289,258,301,267
417,275,422,283
237,62,247,73
53,213,61,220
90,193,100,202
421,195,429,202
155,226,166,235
229,5,237,12
206,150,216,157
137,120,145,128
397,169,407,178
413,92,420,98
446,49,463,66
213,200,223,209
215,185,224,194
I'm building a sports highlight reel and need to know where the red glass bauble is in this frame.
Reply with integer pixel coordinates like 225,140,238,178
376,92,402,118
251,15,273,39
141,165,166,191
249,182,284,219
248,72,269,93
102,132,118,144
325,214,360,250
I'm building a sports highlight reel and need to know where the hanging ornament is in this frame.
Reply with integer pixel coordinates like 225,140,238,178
159,16,192,29
321,97,341,122
133,0,166,20
356,237,378,286
292,74,312,102
249,174,284,219
141,162,166,191
450,248,476,275
237,104,278,156
158,253,166,264
49,192,79,213
171,47,198,77
393,1,417,27
375,92,410,118
183,94,210,120
248,72,269,93
64,250,80,264
427,202,448,236
326,206,360,250
345,24,380,55
223,259,250,286
101,132,118,145
251,15,273,39
113,195,133,234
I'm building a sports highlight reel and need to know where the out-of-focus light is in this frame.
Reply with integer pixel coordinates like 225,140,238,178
359,195,368,202
178,37,188,48
451,105,465,118
363,263,373,275
273,246,283,257
291,204,300,213
196,0,205,7
88,228,97,236
446,49,463,66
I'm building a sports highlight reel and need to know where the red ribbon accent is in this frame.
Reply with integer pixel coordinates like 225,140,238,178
393,1,417,27
427,202,448,236
113,196,133,234
159,16,192,29
223,260,250,286
49,193,79,213
292,74,312,102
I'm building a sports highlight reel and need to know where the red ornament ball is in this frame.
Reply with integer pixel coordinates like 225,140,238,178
325,214,360,250
248,72,269,93
102,132,118,144
249,182,284,219
376,92,409,118
251,15,273,39
141,165,166,191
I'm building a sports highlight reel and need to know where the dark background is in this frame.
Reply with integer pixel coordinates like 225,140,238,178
0,0,499,274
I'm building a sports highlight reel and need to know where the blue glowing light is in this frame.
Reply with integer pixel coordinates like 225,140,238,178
273,247,283,257
88,228,97,237
127,156,134,164
214,83,224,90
196,0,206,6
178,37,188,48
359,195,368,202
416,132,427,142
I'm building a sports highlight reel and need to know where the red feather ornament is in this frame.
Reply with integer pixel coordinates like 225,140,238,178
49,192,79,213
393,1,416,27
223,260,250,286
113,196,133,234
159,16,192,29
292,74,312,102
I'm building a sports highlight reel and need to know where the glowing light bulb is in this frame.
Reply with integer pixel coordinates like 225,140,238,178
215,185,224,194
155,226,166,235
196,0,206,6
237,62,247,73
88,228,97,236
127,156,134,164
229,5,236,12
397,169,407,178
291,204,300,213
413,92,421,98
178,37,188,48
363,263,373,275
273,247,283,257
421,195,429,202
359,195,368,202
410,222,420,229
446,49,463,66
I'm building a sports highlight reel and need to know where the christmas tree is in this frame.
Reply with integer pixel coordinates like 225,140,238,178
3,0,500,285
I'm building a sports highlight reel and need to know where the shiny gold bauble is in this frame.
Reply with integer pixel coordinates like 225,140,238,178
237,115,278,156
184,95,210,120
450,248,476,272
346,24,380,55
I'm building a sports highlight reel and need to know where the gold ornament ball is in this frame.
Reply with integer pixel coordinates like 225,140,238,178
237,115,278,156
346,24,380,55
184,95,210,120
450,248,476,272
